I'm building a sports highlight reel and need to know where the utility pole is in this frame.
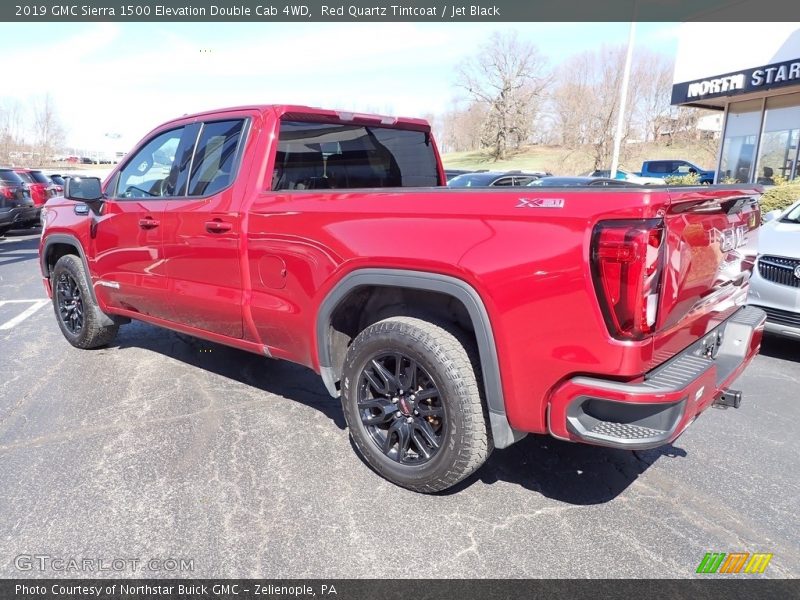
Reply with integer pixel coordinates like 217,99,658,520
610,21,636,179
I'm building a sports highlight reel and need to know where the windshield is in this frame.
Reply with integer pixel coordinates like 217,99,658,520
781,202,800,223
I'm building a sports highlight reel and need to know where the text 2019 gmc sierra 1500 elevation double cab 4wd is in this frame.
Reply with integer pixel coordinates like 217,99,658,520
39,105,766,492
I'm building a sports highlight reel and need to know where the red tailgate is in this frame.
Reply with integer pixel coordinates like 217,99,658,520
651,186,761,366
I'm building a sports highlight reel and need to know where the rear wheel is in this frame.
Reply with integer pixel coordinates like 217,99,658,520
51,254,119,349
341,316,492,493
0,225,10,236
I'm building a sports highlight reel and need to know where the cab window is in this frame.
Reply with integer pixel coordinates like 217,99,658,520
187,120,245,196
115,128,184,199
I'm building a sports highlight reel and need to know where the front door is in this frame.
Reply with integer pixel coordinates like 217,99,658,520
92,126,187,319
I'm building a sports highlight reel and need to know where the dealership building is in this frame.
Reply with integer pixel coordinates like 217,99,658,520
672,23,800,184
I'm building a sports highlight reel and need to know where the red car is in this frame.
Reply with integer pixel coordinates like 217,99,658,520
38,105,766,492
14,168,57,206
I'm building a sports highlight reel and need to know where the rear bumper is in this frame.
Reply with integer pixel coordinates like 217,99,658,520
547,306,766,450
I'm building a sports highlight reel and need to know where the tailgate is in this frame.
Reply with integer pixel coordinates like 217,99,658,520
653,186,761,358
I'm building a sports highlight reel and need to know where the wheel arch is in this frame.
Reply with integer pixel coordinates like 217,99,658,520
41,234,99,301
316,268,525,449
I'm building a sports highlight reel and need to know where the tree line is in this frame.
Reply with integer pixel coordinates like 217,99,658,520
433,31,713,168
1,94,65,166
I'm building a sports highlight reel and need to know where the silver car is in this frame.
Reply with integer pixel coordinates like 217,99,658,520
748,200,800,339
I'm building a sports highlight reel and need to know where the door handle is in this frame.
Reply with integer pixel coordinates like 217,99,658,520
138,217,159,229
205,220,233,233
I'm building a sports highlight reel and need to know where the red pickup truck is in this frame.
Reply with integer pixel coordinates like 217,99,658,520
39,105,766,492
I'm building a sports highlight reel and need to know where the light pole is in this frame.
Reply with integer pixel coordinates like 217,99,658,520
610,21,636,179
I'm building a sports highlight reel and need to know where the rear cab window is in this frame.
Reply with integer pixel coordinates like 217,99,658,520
272,120,439,191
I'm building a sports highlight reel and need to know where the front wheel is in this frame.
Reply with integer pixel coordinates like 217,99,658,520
341,317,492,493
51,254,119,349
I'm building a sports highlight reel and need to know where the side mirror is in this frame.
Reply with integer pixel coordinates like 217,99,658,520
763,209,781,223
64,176,103,202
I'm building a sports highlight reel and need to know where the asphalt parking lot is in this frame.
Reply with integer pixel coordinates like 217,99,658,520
0,229,798,579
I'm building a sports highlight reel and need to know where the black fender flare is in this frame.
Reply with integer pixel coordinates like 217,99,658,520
315,268,525,449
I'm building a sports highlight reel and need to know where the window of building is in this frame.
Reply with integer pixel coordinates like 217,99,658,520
719,100,763,183
755,93,800,184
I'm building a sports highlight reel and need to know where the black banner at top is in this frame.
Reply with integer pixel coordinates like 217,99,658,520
2,0,800,22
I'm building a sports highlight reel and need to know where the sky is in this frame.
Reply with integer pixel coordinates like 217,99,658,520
0,22,680,152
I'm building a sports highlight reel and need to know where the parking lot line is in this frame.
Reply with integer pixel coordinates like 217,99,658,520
0,299,50,330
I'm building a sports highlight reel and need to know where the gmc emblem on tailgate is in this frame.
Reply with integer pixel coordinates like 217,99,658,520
717,225,749,252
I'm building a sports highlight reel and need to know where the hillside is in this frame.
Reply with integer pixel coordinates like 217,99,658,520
441,140,719,176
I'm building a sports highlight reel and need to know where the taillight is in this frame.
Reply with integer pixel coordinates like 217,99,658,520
591,219,665,340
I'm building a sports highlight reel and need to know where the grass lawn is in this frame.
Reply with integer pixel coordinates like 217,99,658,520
441,140,718,177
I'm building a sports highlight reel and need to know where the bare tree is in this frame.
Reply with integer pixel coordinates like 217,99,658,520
440,102,488,153
550,46,639,169
33,94,65,165
0,99,26,163
457,31,549,160
635,51,675,142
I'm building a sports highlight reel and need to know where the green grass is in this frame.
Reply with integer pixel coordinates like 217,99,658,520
442,141,718,177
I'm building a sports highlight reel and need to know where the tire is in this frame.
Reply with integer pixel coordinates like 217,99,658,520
0,226,10,236
341,316,492,493
51,254,119,349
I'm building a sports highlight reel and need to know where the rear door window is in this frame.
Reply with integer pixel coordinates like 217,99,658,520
29,171,51,184
273,120,439,190
187,119,246,196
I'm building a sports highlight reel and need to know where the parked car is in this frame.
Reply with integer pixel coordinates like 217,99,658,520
14,169,57,207
747,201,800,338
48,174,68,194
638,160,715,184
528,176,640,187
588,168,663,185
0,168,37,235
444,169,473,181
39,104,765,493
447,170,550,187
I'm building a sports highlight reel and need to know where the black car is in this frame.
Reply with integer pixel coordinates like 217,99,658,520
444,169,473,181
447,170,551,187
0,168,37,236
528,176,641,187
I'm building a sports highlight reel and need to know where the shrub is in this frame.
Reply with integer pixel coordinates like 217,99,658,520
760,183,800,214
664,172,701,186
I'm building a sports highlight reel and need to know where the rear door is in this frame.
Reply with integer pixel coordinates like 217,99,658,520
92,126,188,318
160,117,249,338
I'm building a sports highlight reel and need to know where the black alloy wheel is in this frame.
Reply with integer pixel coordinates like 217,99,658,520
56,271,84,335
357,352,445,465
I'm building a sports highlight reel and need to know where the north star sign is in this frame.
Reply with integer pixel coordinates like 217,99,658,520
671,58,800,104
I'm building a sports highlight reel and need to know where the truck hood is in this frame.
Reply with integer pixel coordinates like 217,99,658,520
759,220,800,258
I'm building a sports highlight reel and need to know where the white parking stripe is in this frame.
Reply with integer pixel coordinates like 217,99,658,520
0,300,50,330
0,299,49,304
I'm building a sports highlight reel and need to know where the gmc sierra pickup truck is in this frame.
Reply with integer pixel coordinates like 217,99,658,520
39,105,766,493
